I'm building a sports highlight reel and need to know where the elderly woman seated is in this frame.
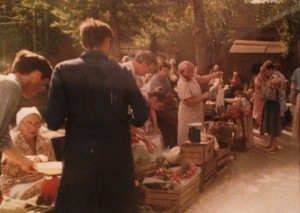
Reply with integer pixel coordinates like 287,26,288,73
0,107,56,200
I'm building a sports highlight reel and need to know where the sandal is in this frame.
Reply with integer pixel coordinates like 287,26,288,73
268,146,278,152
265,143,272,149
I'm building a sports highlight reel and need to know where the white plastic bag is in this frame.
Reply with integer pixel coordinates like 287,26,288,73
215,84,225,114
163,146,181,165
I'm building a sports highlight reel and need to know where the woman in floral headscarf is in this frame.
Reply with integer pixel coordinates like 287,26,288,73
0,107,56,200
176,61,223,145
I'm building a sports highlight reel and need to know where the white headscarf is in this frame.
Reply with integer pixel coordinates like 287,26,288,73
16,107,41,126
10,107,42,139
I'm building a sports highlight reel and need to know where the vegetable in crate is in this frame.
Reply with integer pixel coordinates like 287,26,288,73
224,104,242,119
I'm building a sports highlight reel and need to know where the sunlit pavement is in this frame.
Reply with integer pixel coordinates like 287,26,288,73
185,125,300,213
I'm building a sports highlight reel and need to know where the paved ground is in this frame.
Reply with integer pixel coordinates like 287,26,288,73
185,125,300,213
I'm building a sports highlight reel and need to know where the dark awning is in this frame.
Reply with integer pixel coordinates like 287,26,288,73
229,40,286,54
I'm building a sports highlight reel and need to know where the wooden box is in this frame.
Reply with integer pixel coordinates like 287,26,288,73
201,158,217,182
134,161,156,180
145,169,201,213
181,140,214,166
139,203,179,213
215,146,231,170
208,122,235,147
214,146,230,160
216,154,231,169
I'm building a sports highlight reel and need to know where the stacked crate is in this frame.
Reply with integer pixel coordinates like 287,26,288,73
201,158,217,190
134,161,156,181
180,140,214,166
180,140,216,190
144,169,201,213
215,146,231,170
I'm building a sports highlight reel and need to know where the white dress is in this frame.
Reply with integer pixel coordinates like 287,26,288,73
177,76,204,145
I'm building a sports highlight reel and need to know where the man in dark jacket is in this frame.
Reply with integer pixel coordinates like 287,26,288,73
46,18,149,213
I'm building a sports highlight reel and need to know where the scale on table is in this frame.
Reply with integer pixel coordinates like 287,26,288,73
187,122,202,143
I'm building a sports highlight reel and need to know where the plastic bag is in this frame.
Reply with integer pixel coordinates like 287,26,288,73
215,84,225,115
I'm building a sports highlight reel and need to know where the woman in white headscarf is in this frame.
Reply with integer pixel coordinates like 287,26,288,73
0,107,56,200
176,61,223,145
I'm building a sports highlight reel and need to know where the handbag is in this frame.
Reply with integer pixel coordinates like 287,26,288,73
262,85,279,102
289,90,298,105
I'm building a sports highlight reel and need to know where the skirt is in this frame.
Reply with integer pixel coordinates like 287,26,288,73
261,100,281,137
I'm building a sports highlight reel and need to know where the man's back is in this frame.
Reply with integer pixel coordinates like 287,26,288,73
46,51,148,131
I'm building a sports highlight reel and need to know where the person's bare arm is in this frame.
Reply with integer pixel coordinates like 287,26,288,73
130,126,156,153
196,71,224,84
3,144,35,172
150,109,160,133
291,82,296,91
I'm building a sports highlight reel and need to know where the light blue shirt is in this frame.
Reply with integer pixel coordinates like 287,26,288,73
0,74,22,151
291,67,300,92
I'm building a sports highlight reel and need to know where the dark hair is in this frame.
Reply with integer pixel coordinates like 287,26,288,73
80,18,113,50
266,62,274,70
148,91,167,102
159,62,171,70
134,50,157,66
12,50,52,79
274,62,281,71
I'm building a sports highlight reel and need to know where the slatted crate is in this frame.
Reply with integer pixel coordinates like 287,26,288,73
215,146,231,170
138,203,179,213
181,140,214,166
144,169,201,213
134,161,156,180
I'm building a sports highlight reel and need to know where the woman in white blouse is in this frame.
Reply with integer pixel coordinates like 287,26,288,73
177,61,223,145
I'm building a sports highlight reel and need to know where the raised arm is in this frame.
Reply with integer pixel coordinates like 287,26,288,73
196,71,223,85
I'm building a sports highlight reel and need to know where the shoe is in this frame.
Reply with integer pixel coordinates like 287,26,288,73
268,146,278,152
265,143,272,149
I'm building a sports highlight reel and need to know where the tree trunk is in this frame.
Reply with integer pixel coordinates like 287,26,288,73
193,0,209,75
108,0,121,60
43,12,49,54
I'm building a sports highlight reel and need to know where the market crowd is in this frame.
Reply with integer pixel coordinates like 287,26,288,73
0,18,299,212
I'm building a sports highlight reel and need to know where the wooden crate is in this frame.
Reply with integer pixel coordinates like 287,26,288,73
201,158,217,182
181,140,214,166
214,146,230,160
216,154,231,169
134,161,156,180
145,169,201,213
208,122,235,147
139,203,179,213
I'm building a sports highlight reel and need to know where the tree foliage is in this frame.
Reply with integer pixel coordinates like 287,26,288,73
0,0,299,70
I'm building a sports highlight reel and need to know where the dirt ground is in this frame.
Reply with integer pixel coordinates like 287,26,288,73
185,125,300,213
